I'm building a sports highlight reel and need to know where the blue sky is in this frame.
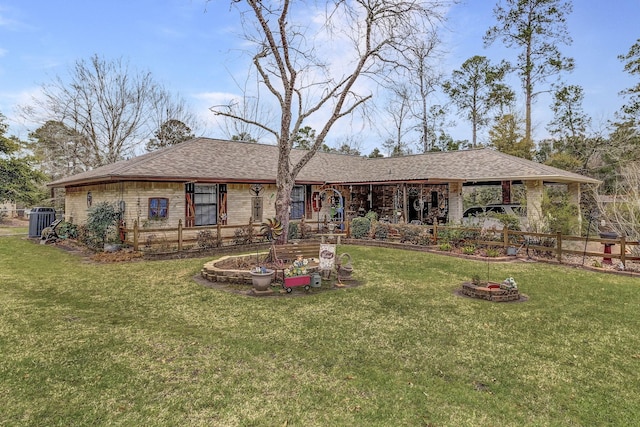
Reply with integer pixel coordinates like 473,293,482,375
0,0,638,154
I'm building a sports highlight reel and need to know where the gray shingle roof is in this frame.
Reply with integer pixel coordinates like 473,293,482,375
48,137,601,187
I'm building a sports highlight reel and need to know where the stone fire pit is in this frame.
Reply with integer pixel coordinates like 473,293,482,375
459,281,522,302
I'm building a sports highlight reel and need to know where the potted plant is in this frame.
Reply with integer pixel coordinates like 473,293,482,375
249,266,275,292
246,218,282,293
500,276,518,290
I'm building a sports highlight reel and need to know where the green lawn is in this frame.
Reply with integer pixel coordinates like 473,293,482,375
1,236,639,426
0,226,27,236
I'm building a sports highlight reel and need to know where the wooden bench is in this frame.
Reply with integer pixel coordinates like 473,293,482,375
269,242,323,285
270,242,322,264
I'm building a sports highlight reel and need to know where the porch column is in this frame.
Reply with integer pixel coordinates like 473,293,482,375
501,181,511,204
525,180,544,229
448,182,464,224
567,182,582,231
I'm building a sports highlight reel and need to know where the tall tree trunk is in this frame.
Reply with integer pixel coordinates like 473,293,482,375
525,41,533,144
275,139,293,244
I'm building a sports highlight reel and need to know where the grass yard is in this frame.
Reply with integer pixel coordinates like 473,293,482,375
0,224,27,236
1,235,639,426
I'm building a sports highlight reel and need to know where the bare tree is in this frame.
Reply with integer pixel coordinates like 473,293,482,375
405,35,443,152
215,94,274,143
332,135,363,156
425,104,463,151
21,54,193,168
382,84,414,156
147,88,202,150
597,162,640,249
211,0,449,242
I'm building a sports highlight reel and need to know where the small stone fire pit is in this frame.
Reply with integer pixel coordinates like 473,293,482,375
460,281,521,302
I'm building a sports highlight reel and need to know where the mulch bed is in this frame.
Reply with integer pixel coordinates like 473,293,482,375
22,232,640,282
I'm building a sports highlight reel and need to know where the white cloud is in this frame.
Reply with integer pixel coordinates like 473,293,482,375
190,91,244,138
0,5,32,32
0,86,44,138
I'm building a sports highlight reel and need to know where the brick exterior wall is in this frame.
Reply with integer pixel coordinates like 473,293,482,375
64,181,293,229
65,182,186,227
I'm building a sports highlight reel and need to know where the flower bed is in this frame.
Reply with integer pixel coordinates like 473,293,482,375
201,253,271,285
201,253,319,286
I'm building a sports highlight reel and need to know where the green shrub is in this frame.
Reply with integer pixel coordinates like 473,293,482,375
462,245,476,255
485,248,500,257
373,222,389,240
233,225,254,245
84,202,121,249
542,187,580,235
197,230,218,249
350,217,371,239
57,222,78,239
364,210,378,222
461,228,481,242
438,242,452,251
439,228,465,246
492,213,522,230
417,231,433,246
397,224,421,244
288,222,299,240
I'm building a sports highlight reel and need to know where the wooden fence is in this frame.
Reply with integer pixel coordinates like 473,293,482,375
429,224,640,266
120,219,639,268
120,218,348,252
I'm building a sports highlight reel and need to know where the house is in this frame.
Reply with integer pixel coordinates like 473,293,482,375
47,138,600,235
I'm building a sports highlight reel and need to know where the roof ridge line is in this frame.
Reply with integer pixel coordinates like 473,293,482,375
106,138,203,174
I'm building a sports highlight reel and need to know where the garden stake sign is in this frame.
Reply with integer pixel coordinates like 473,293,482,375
319,243,336,279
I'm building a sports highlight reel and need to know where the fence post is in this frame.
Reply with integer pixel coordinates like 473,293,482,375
133,220,139,251
556,231,562,263
178,219,183,252
503,227,509,250
433,222,438,245
620,235,626,268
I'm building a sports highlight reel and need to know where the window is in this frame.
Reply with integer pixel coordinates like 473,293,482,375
486,206,506,214
148,198,169,219
290,186,305,219
194,185,217,226
463,207,485,218
431,191,439,208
